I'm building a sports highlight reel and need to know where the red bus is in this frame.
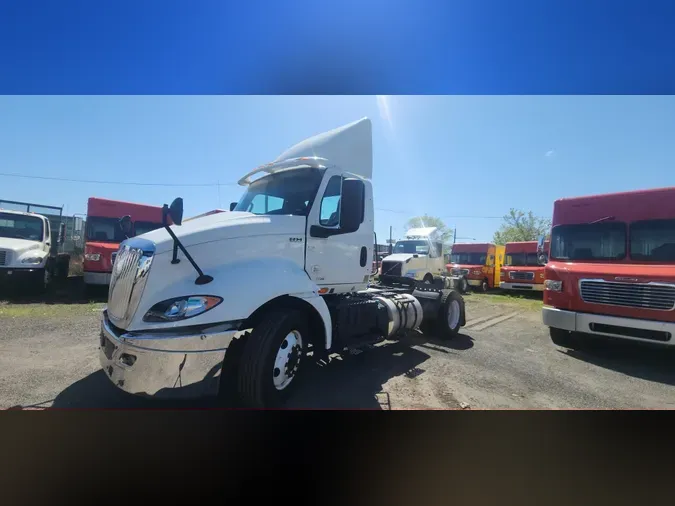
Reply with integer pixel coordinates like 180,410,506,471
83,197,164,286
500,240,549,293
541,186,675,349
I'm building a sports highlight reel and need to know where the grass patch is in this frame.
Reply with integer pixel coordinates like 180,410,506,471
467,291,543,311
0,301,104,318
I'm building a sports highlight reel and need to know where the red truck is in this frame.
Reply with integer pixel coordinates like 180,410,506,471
541,186,675,349
500,240,549,293
446,242,504,292
83,197,164,286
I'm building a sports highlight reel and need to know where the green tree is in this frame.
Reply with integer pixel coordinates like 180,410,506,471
493,209,551,244
405,215,454,245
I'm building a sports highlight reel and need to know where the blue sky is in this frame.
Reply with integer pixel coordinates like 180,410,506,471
1,95,675,243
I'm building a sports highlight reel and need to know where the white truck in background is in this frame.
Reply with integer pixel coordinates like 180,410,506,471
380,227,446,283
0,203,71,292
98,118,467,408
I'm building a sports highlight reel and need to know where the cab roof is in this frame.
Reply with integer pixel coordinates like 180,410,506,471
405,227,438,238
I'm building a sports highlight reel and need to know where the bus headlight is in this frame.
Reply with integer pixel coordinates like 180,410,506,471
544,280,563,292
84,253,101,261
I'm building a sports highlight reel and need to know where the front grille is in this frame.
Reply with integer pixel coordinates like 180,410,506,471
107,241,154,327
0,250,7,266
510,271,534,281
381,261,402,277
451,268,469,276
579,279,675,311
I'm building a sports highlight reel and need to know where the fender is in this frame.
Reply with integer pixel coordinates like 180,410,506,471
129,255,333,348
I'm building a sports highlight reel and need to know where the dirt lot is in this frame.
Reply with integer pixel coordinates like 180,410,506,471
2,289,675,409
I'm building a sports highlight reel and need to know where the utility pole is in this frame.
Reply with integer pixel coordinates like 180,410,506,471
389,226,393,254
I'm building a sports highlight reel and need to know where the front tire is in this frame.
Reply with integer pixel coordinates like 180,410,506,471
237,309,309,408
458,276,469,294
435,290,464,340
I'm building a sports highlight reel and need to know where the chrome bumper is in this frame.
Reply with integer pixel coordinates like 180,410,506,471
467,279,482,287
85,271,112,285
542,306,675,345
99,310,240,399
500,282,544,292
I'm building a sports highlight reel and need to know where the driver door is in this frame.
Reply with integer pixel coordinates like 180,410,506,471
305,169,372,291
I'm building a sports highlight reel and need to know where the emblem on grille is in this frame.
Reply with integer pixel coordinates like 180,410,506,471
614,277,638,282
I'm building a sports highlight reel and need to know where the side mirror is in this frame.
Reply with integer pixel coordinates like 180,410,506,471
119,215,132,236
229,202,237,211
310,225,332,239
58,222,66,244
339,179,364,233
163,198,184,226
537,235,546,254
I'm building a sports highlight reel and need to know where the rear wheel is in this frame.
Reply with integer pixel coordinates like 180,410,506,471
549,328,581,350
458,276,468,294
237,309,308,408
435,290,464,339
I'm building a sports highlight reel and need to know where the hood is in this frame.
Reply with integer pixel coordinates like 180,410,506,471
0,237,43,253
136,211,306,255
382,253,417,263
545,261,675,321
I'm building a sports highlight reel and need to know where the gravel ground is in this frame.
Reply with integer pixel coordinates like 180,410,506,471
2,291,675,409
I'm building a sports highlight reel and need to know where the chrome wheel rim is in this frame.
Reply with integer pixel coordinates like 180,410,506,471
447,300,460,329
273,330,303,391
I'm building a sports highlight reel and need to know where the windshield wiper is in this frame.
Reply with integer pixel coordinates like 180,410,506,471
589,216,615,224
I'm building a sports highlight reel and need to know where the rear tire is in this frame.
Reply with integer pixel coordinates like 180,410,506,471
435,290,464,340
458,276,469,294
549,328,581,350
237,309,309,408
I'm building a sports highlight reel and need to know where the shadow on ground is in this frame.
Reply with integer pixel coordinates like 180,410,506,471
0,276,107,305
10,339,432,410
561,341,675,387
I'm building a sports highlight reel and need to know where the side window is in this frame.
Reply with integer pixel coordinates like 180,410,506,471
319,176,342,227
489,254,495,266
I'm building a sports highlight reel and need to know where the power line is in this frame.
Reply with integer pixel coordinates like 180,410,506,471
0,172,239,187
0,171,505,220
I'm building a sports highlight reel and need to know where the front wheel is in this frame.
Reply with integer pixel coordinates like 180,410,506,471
479,278,489,292
458,276,469,294
237,309,309,408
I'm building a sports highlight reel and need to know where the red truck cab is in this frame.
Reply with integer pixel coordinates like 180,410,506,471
500,240,549,292
83,197,164,286
446,242,504,292
542,186,675,349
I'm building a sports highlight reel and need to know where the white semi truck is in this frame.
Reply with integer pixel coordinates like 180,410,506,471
98,118,467,407
0,203,71,292
381,227,447,283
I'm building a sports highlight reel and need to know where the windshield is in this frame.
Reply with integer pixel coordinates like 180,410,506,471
550,222,626,261
393,240,429,255
630,219,675,262
0,212,44,241
86,217,126,243
505,252,540,266
450,252,487,265
234,168,325,216
134,221,162,236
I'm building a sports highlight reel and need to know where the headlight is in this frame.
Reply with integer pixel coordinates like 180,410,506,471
21,256,43,264
544,279,563,292
85,253,101,261
143,295,223,322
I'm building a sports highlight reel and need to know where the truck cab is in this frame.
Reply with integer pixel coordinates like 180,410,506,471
0,208,64,291
380,227,446,284
98,117,466,407
500,240,549,292
541,187,675,349
447,242,504,292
